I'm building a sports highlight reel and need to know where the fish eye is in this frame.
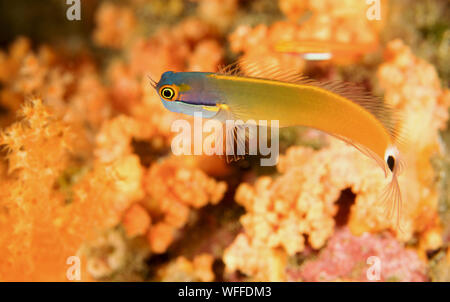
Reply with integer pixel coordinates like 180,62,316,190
159,86,177,101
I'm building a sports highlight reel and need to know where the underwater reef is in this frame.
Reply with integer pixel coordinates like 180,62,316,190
0,0,449,281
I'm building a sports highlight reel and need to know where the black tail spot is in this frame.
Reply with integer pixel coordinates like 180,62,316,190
387,155,395,172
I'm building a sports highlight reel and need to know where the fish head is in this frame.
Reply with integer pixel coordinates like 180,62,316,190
150,71,220,118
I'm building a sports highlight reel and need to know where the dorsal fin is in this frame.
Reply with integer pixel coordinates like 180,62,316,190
218,57,405,146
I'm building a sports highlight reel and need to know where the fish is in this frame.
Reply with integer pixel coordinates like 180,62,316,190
149,60,406,227
274,40,378,63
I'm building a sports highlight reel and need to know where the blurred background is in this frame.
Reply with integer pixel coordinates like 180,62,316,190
0,0,449,282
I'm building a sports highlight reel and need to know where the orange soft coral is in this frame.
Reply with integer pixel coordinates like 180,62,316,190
351,40,449,246
67,68,111,130
223,140,363,281
368,39,449,253
0,38,51,126
84,229,128,280
102,16,223,114
223,233,287,281
0,37,32,84
229,23,305,77
0,99,73,174
157,253,215,282
0,99,74,281
122,203,152,238
0,100,144,281
188,39,224,72
143,156,227,253
194,0,238,31
94,115,140,163
93,99,180,165
106,60,143,113
277,0,383,42
92,2,137,49
128,17,221,79
0,36,111,141
222,138,408,281
230,0,382,68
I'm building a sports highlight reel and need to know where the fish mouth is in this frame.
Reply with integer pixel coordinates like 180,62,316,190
162,100,218,119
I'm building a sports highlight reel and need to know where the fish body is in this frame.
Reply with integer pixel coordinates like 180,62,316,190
154,71,394,162
208,74,392,160
151,65,405,226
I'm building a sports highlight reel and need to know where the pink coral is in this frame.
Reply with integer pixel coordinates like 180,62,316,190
288,228,428,282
